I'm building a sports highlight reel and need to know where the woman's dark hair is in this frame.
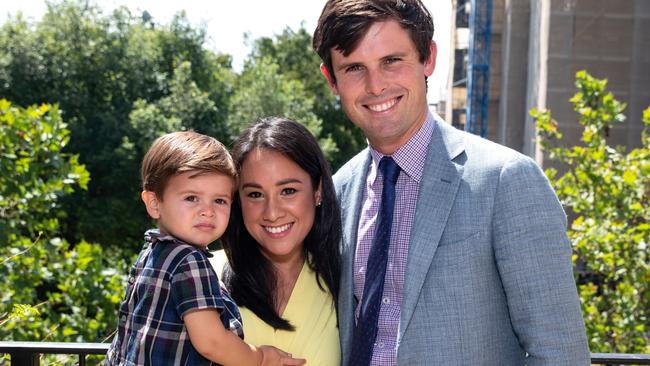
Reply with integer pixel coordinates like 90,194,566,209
313,0,434,83
221,116,341,330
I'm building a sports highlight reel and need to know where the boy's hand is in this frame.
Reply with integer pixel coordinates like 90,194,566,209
259,345,306,366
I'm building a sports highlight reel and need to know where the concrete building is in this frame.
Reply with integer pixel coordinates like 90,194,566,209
446,0,650,164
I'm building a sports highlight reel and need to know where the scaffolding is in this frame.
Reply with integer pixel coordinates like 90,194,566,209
466,0,492,137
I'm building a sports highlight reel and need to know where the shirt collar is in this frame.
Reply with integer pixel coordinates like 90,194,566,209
368,112,435,184
144,228,213,257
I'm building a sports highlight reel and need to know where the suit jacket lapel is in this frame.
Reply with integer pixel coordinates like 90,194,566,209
398,119,465,344
338,151,371,364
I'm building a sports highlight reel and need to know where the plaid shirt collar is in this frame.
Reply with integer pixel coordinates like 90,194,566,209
144,228,213,258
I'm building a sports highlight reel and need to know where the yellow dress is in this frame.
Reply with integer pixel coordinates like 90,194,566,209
239,262,340,366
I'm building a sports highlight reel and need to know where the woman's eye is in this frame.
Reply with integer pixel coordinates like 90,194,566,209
246,191,262,199
281,188,297,195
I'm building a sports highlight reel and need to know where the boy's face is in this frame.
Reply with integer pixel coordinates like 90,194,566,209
141,171,234,248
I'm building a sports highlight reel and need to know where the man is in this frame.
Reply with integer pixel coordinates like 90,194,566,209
312,0,590,365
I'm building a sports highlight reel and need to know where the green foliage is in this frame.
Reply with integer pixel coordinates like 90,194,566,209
0,5,362,252
0,1,235,250
227,56,337,158
0,100,126,359
0,100,89,242
129,60,227,146
249,27,366,169
1,237,126,343
0,5,368,358
532,70,649,353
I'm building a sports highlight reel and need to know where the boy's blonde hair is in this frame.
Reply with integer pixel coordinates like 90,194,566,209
141,131,236,199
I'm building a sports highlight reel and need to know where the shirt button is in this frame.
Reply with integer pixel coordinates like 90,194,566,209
376,341,385,349
382,296,390,304
359,266,365,274
120,315,127,323
128,277,135,284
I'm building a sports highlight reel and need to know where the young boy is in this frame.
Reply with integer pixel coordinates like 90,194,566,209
105,131,305,366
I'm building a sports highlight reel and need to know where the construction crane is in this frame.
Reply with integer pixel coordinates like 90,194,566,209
466,0,492,137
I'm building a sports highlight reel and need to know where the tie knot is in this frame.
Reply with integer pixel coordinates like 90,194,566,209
379,156,400,184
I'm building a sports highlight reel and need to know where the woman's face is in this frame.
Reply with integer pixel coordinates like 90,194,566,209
238,148,321,264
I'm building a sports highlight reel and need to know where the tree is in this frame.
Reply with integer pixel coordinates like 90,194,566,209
0,2,235,251
0,100,125,364
532,70,649,353
227,56,337,157
0,100,89,242
249,26,366,169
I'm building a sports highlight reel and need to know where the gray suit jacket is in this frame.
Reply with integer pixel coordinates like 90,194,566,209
334,116,590,365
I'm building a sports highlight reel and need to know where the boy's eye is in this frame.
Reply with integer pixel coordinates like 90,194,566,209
214,198,229,205
184,195,198,202
281,188,297,195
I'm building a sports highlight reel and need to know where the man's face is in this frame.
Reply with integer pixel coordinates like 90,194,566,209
322,20,436,155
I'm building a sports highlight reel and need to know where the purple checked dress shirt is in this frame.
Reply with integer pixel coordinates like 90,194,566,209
353,113,434,365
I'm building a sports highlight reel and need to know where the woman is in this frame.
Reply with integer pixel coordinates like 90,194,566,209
220,117,341,365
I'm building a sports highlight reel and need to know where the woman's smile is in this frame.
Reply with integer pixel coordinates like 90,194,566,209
264,223,293,236
239,148,320,263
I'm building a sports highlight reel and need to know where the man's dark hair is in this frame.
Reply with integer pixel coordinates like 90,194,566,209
313,0,434,82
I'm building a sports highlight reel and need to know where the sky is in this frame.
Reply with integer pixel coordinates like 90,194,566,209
2,0,451,102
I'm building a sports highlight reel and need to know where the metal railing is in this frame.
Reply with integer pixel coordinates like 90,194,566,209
591,353,650,365
0,342,109,366
0,342,649,365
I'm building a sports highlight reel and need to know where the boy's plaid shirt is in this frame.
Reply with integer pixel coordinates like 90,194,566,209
105,230,243,365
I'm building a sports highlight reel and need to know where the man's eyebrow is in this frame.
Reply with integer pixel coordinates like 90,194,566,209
335,51,409,71
335,61,362,71
382,51,408,60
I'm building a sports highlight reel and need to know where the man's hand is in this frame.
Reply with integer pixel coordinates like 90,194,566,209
259,345,306,366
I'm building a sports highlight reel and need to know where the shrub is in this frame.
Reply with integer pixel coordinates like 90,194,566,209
0,100,126,365
532,71,649,353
